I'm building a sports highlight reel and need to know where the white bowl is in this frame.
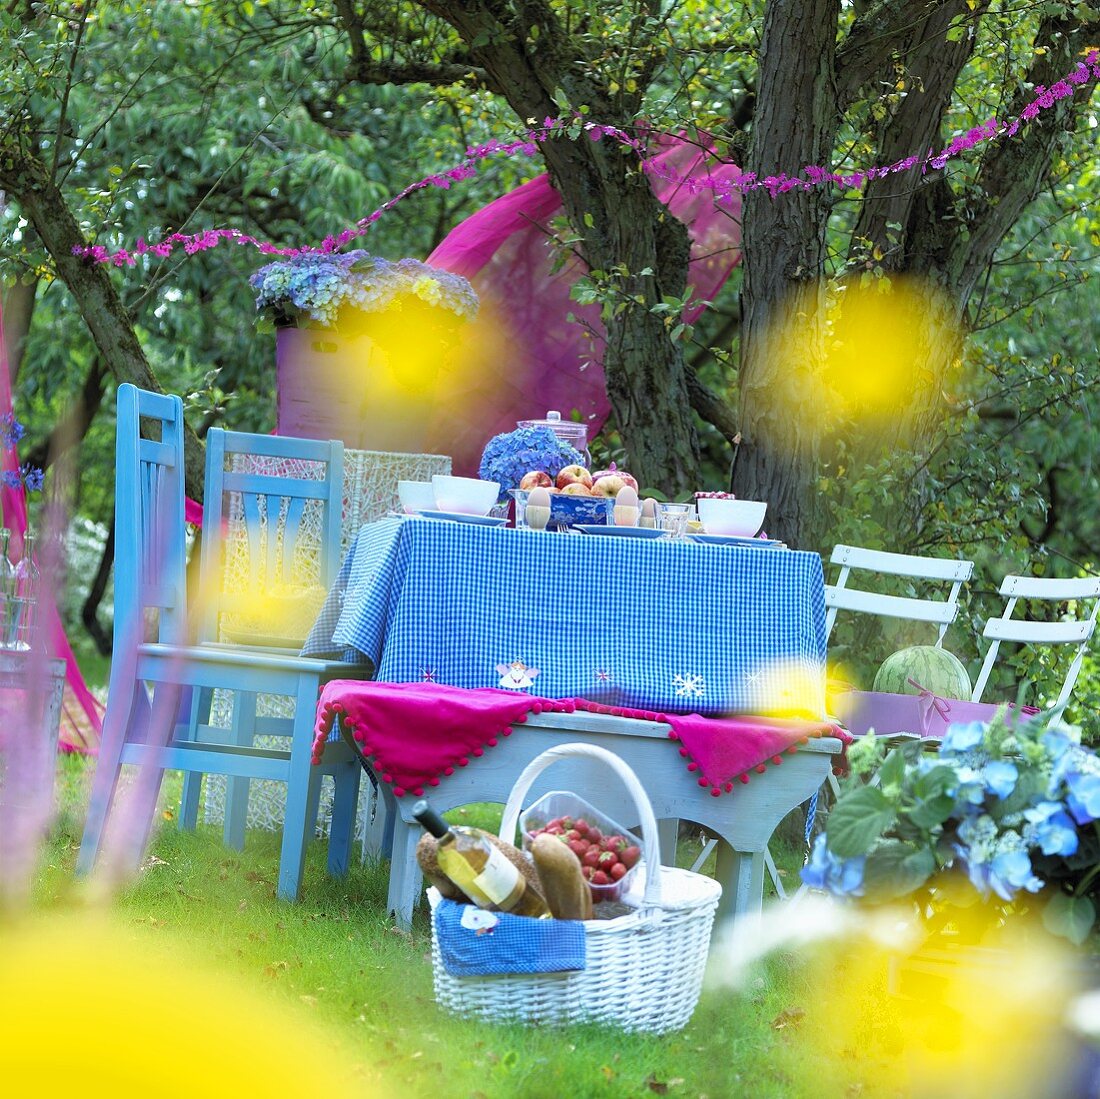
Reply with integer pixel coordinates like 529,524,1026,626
696,498,767,537
431,475,500,516
397,480,437,514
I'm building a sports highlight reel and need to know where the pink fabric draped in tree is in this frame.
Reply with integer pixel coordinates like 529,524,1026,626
425,133,742,475
0,299,103,753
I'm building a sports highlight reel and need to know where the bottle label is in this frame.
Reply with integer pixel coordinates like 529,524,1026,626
471,845,523,906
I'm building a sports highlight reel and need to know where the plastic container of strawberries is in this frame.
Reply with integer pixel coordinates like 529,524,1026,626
519,790,644,904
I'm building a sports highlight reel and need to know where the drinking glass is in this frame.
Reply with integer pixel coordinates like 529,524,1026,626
658,502,694,540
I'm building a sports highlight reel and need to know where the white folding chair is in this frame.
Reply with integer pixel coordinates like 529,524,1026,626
763,544,974,901
825,544,974,644
971,573,1100,713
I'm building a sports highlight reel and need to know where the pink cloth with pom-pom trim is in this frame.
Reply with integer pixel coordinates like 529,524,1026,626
313,681,849,798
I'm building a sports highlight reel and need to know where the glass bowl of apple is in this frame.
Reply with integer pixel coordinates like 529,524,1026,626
511,464,638,530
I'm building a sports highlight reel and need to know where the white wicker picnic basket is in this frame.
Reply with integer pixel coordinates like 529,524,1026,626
427,742,722,1033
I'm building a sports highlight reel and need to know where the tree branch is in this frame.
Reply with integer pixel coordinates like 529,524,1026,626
836,0,955,112
345,54,493,90
952,14,1100,301
686,367,740,442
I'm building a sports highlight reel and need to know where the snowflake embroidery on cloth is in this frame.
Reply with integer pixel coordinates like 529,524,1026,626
673,673,706,698
421,667,437,683
594,668,613,683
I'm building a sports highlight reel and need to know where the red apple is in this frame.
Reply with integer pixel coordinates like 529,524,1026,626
555,464,593,490
590,475,626,498
592,463,638,493
560,481,593,496
519,470,553,490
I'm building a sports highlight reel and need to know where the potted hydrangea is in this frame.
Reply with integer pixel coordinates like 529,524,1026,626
802,710,1100,946
251,251,478,451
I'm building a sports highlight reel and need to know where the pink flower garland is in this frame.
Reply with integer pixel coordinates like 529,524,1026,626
72,51,1099,268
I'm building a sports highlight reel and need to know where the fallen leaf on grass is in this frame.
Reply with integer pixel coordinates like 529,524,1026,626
264,960,289,978
646,1076,685,1094
601,1065,615,1081
771,1007,805,1030
299,995,317,1007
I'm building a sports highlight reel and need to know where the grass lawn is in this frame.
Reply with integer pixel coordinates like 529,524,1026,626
11,757,994,1098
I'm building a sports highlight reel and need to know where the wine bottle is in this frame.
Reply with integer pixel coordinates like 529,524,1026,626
0,528,14,649
412,800,550,918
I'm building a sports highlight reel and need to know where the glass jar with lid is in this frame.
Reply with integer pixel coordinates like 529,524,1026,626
516,410,590,465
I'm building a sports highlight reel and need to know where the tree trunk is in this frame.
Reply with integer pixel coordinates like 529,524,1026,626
1,279,37,384
0,151,206,500
411,0,700,493
734,0,840,549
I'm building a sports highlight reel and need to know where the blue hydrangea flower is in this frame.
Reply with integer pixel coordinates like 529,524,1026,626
478,426,584,502
1023,801,1079,856
252,250,478,328
988,847,1043,902
799,835,865,897
1065,772,1100,825
982,760,1018,800
940,720,986,755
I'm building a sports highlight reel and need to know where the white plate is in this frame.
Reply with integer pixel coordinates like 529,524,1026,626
574,524,666,539
690,533,787,548
417,510,507,527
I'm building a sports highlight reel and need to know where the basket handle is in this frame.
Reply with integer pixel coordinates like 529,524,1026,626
499,742,663,909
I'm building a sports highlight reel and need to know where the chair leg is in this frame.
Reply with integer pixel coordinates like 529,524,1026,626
276,678,324,902
327,759,361,877
223,691,258,851
76,676,142,876
179,687,213,831
387,819,424,931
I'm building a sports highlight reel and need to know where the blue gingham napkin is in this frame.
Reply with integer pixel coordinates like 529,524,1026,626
434,898,587,976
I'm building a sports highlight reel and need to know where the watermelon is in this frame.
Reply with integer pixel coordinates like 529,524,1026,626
872,645,972,700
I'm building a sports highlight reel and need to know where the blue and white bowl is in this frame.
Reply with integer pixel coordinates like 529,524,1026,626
511,489,614,530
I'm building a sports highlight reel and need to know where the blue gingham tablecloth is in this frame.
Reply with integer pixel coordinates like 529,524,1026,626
303,517,827,717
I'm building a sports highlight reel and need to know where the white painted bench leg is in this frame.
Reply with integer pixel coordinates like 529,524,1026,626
715,843,764,928
361,780,395,864
387,820,423,931
657,818,679,866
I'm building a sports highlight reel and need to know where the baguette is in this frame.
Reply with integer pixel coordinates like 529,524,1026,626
530,834,593,920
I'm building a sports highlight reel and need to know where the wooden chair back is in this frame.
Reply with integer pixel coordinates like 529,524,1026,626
114,383,188,648
196,429,344,645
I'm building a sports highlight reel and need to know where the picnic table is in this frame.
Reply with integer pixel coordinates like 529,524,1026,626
305,516,843,927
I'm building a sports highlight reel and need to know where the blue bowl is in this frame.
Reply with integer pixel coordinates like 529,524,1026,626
511,489,614,529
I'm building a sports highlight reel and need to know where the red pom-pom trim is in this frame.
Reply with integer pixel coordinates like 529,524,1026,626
739,773,750,784
697,777,709,787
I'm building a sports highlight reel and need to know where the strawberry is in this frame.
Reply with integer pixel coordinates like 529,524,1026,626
582,865,596,881
597,850,618,869
568,840,589,860
620,845,641,869
563,829,581,843
582,848,602,868
573,818,590,835
546,817,564,830
559,816,574,832
587,827,603,845
591,870,611,886
605,834,625,852
544,824,564,836
609,862,627,881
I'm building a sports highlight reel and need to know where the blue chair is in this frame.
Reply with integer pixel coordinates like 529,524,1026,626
77,384,370,899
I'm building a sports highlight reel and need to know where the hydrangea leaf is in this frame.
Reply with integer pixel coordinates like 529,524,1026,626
826,786,896,858
1042,891,1096,946
862,841,936,902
